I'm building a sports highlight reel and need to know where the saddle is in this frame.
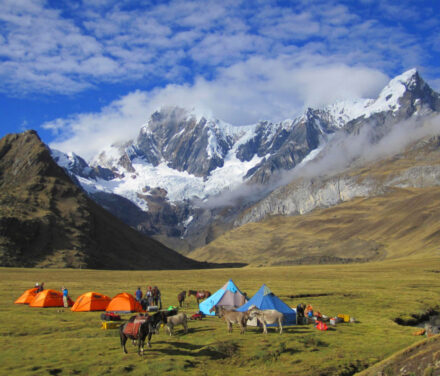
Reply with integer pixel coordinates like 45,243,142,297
123,316,149,338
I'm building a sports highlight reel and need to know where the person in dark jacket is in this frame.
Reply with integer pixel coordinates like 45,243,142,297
135,287,142,302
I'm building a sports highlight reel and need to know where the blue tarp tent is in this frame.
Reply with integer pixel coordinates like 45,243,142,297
236,284,296,326
199,279,247,316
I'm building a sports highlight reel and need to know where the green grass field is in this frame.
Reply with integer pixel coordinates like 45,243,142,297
1,257,440,375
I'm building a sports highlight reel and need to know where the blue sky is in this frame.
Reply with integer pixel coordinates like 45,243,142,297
1,0,439,159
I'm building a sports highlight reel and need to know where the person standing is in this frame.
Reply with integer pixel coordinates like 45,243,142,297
145,286,153,307
153,286,162,309
135,287,142,302
62,286,69,308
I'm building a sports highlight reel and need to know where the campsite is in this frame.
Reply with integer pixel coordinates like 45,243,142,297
2,256,440,376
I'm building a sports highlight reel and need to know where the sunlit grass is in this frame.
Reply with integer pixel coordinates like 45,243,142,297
1,257,440,375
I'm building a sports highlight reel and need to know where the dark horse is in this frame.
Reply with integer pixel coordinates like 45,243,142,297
188,290,211,304
177,291,186,307
119,312,167,355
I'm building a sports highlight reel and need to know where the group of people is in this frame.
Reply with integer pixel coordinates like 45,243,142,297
135,286,162,310
34,282,69,308
34,282,44,293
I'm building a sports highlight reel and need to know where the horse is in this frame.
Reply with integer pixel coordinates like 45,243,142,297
218,307,250,334
177,291,186,307
166,313,188,336
188,290,211,304
119,312,167,355
248,306,284,334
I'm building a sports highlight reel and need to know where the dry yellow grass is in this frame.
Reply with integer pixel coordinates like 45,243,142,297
189,186,440,265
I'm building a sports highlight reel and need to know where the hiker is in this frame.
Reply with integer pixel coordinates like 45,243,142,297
297,303,305,318
36,282,44,293
135,287,142,302
62,286,69,308
152,286,162,309
145,286,153,307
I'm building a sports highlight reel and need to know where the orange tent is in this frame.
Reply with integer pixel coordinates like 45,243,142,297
106,292,143,313
71,292,111,312
29,289,73,308
15,287,39,304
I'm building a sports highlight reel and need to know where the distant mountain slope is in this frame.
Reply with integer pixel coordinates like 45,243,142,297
189,135,440,265
189,185,440,266
0,130,206,269
55,69,440,253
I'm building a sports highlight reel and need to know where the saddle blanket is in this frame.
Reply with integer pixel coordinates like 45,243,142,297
123,317,148,338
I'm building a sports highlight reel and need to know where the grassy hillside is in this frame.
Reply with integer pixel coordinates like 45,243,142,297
189,186,440,265
190,136,440,266
1,258,440,375
0,131,204,270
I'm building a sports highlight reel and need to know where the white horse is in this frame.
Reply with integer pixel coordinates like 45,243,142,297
248,306,284,334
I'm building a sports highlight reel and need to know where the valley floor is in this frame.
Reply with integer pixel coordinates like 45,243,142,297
1,257,440,375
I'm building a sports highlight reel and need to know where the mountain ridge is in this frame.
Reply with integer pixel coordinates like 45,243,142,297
53,69,440,253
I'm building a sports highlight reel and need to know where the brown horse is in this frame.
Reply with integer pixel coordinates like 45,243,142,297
188,290,211,304
177,291,186,307
119,312,167,355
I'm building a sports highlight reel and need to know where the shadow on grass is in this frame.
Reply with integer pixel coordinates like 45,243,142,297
187,327,215,334
245,326,310,335
152,340,240,360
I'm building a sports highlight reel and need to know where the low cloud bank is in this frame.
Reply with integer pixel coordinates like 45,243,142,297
198,114,440,209
44,62,387,160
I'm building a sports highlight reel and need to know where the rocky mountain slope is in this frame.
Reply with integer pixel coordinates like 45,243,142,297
55,69,440,253
189,135,440,265
0,130,208,269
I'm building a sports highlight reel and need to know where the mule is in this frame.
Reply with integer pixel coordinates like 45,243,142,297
119,312,167,355
248,306,284,334
218,307,250,334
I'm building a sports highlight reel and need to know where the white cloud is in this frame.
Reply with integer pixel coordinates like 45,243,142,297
44,57,388,159
0,0,438,97
45,91,151,159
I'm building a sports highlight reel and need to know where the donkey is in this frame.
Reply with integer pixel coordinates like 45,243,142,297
218,307,250,334
166,313,188,336
119,312,167,355
248,306,284,334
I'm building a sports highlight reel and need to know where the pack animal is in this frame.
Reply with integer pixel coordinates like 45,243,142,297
119,312,167,355
177,291,186,307
166,312,188,336
188,289,211,304
218,307,250,334
248,306,284,334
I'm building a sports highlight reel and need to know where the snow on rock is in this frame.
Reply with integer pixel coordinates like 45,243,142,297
57,68,430,214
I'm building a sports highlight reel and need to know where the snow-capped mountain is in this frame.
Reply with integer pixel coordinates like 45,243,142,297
53,69,440,251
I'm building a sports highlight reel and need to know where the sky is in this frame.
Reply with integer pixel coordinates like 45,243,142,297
1,0,440,160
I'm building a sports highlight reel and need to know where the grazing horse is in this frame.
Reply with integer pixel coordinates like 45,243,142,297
248,306,284,334
188,290,211,304
218,307,250,334
177,291,186,307
119,312,167,355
